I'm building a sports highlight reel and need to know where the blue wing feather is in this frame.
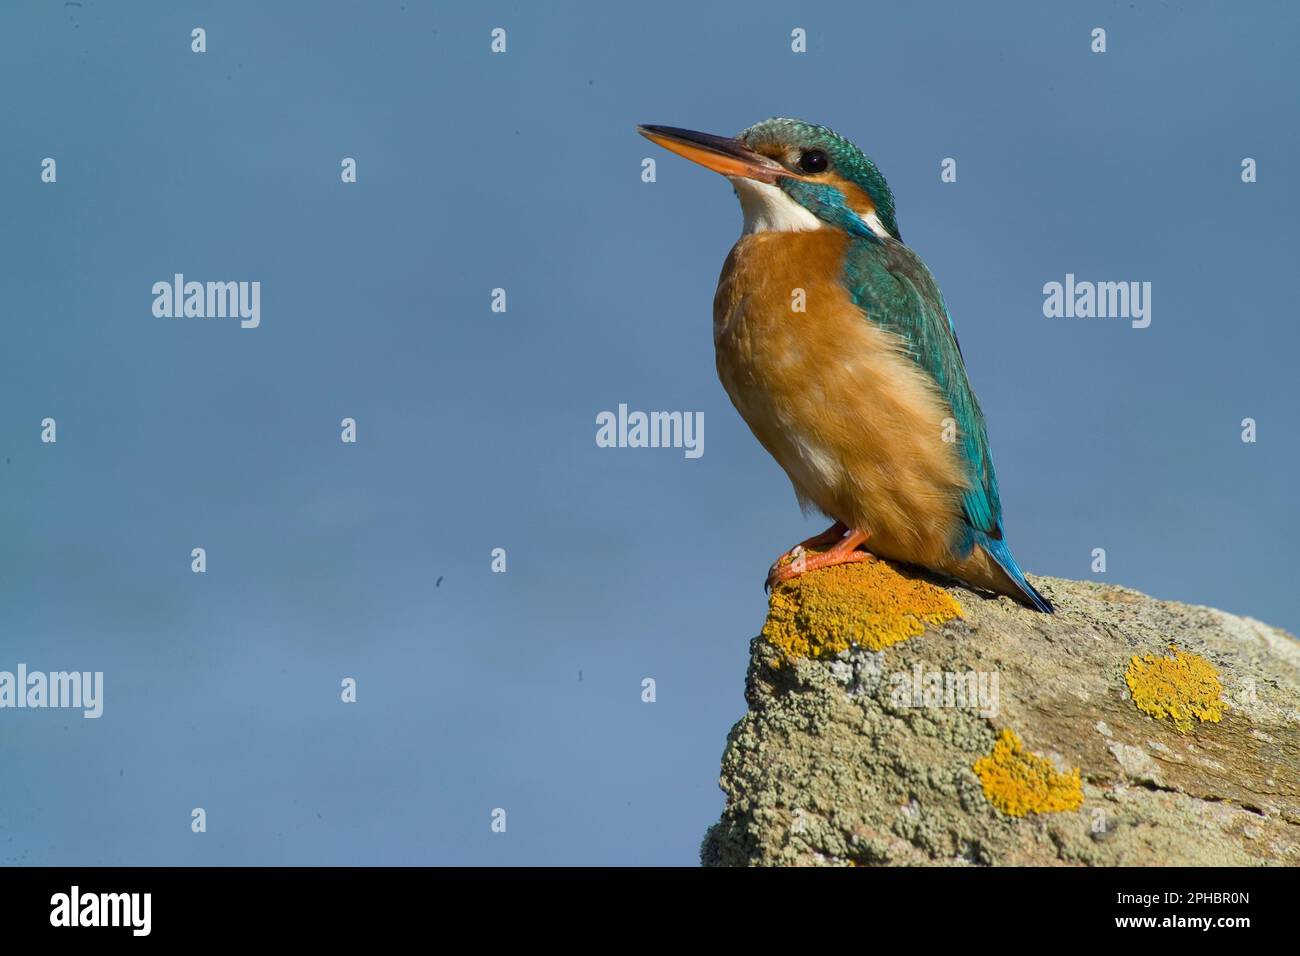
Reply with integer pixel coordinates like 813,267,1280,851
841,236,1053,613
841,236,1003,541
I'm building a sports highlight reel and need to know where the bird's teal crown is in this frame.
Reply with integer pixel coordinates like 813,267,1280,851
739,117,901,241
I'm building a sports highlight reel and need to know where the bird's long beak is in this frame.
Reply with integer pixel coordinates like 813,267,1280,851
637,125,785,184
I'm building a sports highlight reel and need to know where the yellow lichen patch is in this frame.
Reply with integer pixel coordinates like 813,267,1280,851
1125,646,1226,732
973,729,1084,817
761,560,961,662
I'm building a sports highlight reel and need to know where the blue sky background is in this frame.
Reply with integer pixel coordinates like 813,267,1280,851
2,0,1297,865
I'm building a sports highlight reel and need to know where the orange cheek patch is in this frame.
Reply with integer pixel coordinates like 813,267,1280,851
818,173,877,221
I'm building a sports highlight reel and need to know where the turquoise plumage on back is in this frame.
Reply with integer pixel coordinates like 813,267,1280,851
843,238,1053,613
842,239,1001,537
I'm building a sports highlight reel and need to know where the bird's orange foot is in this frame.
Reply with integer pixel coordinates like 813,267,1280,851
765,521,847,587
765,527,874,591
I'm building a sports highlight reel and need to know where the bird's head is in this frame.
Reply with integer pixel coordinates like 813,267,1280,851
637,117,900,242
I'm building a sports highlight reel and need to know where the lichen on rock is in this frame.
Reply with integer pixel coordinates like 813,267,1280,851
762,559,963,661
973,729,1084,817
1125,646,1226,732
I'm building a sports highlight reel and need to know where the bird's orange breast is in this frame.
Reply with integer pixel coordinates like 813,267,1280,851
712,229,970,568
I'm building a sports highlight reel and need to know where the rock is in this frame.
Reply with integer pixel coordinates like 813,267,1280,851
700,559,1300,866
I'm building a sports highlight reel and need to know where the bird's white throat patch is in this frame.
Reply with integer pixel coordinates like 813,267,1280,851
730,178,823,235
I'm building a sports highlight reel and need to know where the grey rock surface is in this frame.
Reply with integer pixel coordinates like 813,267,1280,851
701,574,1300,866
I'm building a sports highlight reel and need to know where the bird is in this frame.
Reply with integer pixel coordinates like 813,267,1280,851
637,118,1053,612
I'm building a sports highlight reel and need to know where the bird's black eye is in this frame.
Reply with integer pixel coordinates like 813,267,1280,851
798,149,829,173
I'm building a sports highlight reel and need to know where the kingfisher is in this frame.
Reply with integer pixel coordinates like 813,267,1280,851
638,119,1053,612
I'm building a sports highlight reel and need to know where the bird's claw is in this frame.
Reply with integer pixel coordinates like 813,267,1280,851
764,546,807,591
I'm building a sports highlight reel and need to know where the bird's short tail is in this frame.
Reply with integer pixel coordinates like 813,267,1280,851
978,535,1054,613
